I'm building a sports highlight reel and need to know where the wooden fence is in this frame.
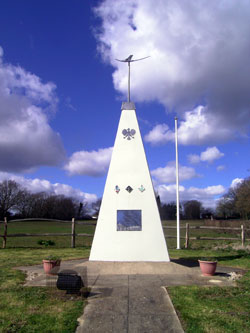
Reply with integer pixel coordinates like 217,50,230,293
0,217,95,249
1,218,250,249
163,223,250,248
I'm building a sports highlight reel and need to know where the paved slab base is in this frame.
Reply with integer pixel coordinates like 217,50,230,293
16,260,242,332
76,274,184,333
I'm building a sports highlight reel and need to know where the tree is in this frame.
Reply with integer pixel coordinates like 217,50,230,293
156,196,183,220
216,178,250,219
91,198,102,218
15,191,79,220
201,207,214,219
28,192,48,218
77,202,84,219
15,189,34,218
40,194,78,220
161,202,177,220
216,187,238,218
156,195,162,216
0,179,89,220
54,196,78,220
76,201,88,219
183,200,202,219
0,180,23,219
235,178,250,219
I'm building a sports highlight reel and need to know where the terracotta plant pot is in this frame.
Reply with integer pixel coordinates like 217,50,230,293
198,260,217,276
43,259,61,275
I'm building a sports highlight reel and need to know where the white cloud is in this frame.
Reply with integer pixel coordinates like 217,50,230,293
230,178,243,188
188,185,225,197
200,147,224,163
65,147,113,176
188,146,224,164
188,154,200,164
0,172,97,204
216,165,225,172
188,147,224,164
3,63,57,105
95,1,250,143
145,106,233,146
0,46,65,172
144,123,174,145
176,107,233,145
157,183,226,208
151,161,199,184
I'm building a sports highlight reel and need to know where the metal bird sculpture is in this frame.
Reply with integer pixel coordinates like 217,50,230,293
116,55,150,102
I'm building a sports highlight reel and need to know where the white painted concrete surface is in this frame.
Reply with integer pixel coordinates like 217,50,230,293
89,106,169,261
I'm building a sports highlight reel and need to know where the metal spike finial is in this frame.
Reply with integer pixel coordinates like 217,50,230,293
116,55,150,102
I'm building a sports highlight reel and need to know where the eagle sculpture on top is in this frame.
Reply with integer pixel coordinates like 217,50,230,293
115,55,150,102
115,55,150,63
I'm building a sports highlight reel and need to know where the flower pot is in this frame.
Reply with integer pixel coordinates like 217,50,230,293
43,259,61,275
198,260,217,276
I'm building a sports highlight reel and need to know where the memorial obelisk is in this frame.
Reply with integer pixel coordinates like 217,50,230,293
90,55,169,261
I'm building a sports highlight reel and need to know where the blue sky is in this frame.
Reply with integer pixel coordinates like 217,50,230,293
0,0,249,209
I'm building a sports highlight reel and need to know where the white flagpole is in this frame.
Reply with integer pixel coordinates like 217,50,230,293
175,117,180,249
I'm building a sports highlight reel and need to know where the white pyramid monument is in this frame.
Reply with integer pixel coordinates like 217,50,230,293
89,56,169,262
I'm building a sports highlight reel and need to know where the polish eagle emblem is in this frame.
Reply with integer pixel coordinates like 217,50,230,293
122,128,136,140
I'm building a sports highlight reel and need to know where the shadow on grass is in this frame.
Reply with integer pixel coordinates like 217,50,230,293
171,253,250,269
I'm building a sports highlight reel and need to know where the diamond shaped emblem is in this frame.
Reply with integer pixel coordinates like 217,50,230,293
126,186,133,193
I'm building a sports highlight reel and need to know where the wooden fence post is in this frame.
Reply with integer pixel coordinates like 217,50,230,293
71,218,75,248
2,217,8,249
185,223,189,249
241,225,245,247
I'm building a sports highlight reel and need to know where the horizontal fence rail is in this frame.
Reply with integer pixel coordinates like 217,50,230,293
0,217,95,248
163,226,245,230
4,233,93,237
0,218,97,226
164,223,250,248
0,218,249,249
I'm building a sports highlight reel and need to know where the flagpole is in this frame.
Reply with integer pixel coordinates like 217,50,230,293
128,61,131,102
175,117,180,249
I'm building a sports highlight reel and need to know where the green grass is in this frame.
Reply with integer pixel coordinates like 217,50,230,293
168,248,250,333
1,219,250,332
1,220,95,248
0,247,91,333
1,219,248,249
163,219,246,249
169,248,250,269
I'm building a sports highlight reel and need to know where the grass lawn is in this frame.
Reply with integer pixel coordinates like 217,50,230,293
168,248,250,333
2,220,95,248
164,219,245,249
0,219,249,332
0,247,91,333
1,218,247,249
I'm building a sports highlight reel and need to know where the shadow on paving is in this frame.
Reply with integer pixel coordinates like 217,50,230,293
15,259,245,333
171,258,199,268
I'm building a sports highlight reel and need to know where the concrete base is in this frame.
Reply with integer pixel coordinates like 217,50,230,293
16,259,241,288
77,260,195,275
15,259,244,333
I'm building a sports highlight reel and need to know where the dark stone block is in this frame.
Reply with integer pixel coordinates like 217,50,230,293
57,269,83,294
